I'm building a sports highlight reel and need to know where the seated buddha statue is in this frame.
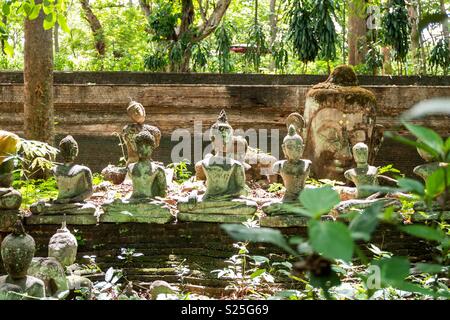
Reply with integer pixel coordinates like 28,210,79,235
30,135,95,216
101,131,172,223
178,110,257,218
0,130,22,211
262,125,311,216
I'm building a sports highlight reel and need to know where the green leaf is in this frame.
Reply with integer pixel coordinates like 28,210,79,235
3,41,13,57
221,224,297,256
308,220,354,262
57,14,70,33
399,225,445,242
349,203,381,241
28,4,42,20
299,186,340,218
403,122,444,158
2,3,10,16
373,257,410,284
425,166,450,199
401,98,450,120
414,263,446,274
384,131,440,160
445,137,450,154
397,178,424,196
250,268,266,279
43,13,55,30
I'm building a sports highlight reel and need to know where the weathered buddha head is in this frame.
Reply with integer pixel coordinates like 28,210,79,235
1,221,35,279
59,135,79,163
282,125,304,162
210,110,234,155
48,222,78,267
303,65,382,181
127,100,146,125
352,142,369,166
135,130,155,160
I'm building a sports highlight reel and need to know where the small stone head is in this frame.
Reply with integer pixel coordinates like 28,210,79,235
127,100,146,125
210,110,234,153
1,221,35,279
48,222,78,267
352,142,369,165
135,131,156,160
282,125,304,161
59,135,78,163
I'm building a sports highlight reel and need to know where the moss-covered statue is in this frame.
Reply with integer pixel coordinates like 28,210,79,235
0,221,46,300
178,110,257,222
30,136,95,216
303,65,383,181
344,142,379,199
122,100,161,164
102,131,172,223
262,125,311,217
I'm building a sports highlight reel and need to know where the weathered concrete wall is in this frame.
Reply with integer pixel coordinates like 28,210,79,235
0,72,449,174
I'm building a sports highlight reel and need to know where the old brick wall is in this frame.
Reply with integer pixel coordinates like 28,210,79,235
0,72,449,174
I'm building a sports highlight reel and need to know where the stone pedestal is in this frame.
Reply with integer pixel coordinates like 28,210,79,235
177,197,257,223
260,215,309,228
0,210,19,232
30,201,96,216
101,199,173,224
177,212,256,223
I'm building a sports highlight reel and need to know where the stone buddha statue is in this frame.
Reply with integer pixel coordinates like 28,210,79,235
0,130,22,211
0,221,45,299
262,125,311,216
303,65,383,181
122,100,161,164
102,131,172,223
30,135,95,216
344,142,378,199
178,110,257,221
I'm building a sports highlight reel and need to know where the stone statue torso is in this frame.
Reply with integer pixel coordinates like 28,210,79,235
345,165,378,198
129,161,165,199
274,159,311,202
54,164,91,200
202,156,245,200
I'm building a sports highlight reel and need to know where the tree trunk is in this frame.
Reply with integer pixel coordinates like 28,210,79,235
408,2,419,74
382,46,393,75
24,0,54,145
348,0,367,65
1,16,6,55
440,0,449,51
79,0,105,56
139,0,152,18
54,22,59,53
269,0,277,47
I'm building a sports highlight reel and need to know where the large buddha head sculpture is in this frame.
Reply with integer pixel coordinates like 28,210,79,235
303,65,383,181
